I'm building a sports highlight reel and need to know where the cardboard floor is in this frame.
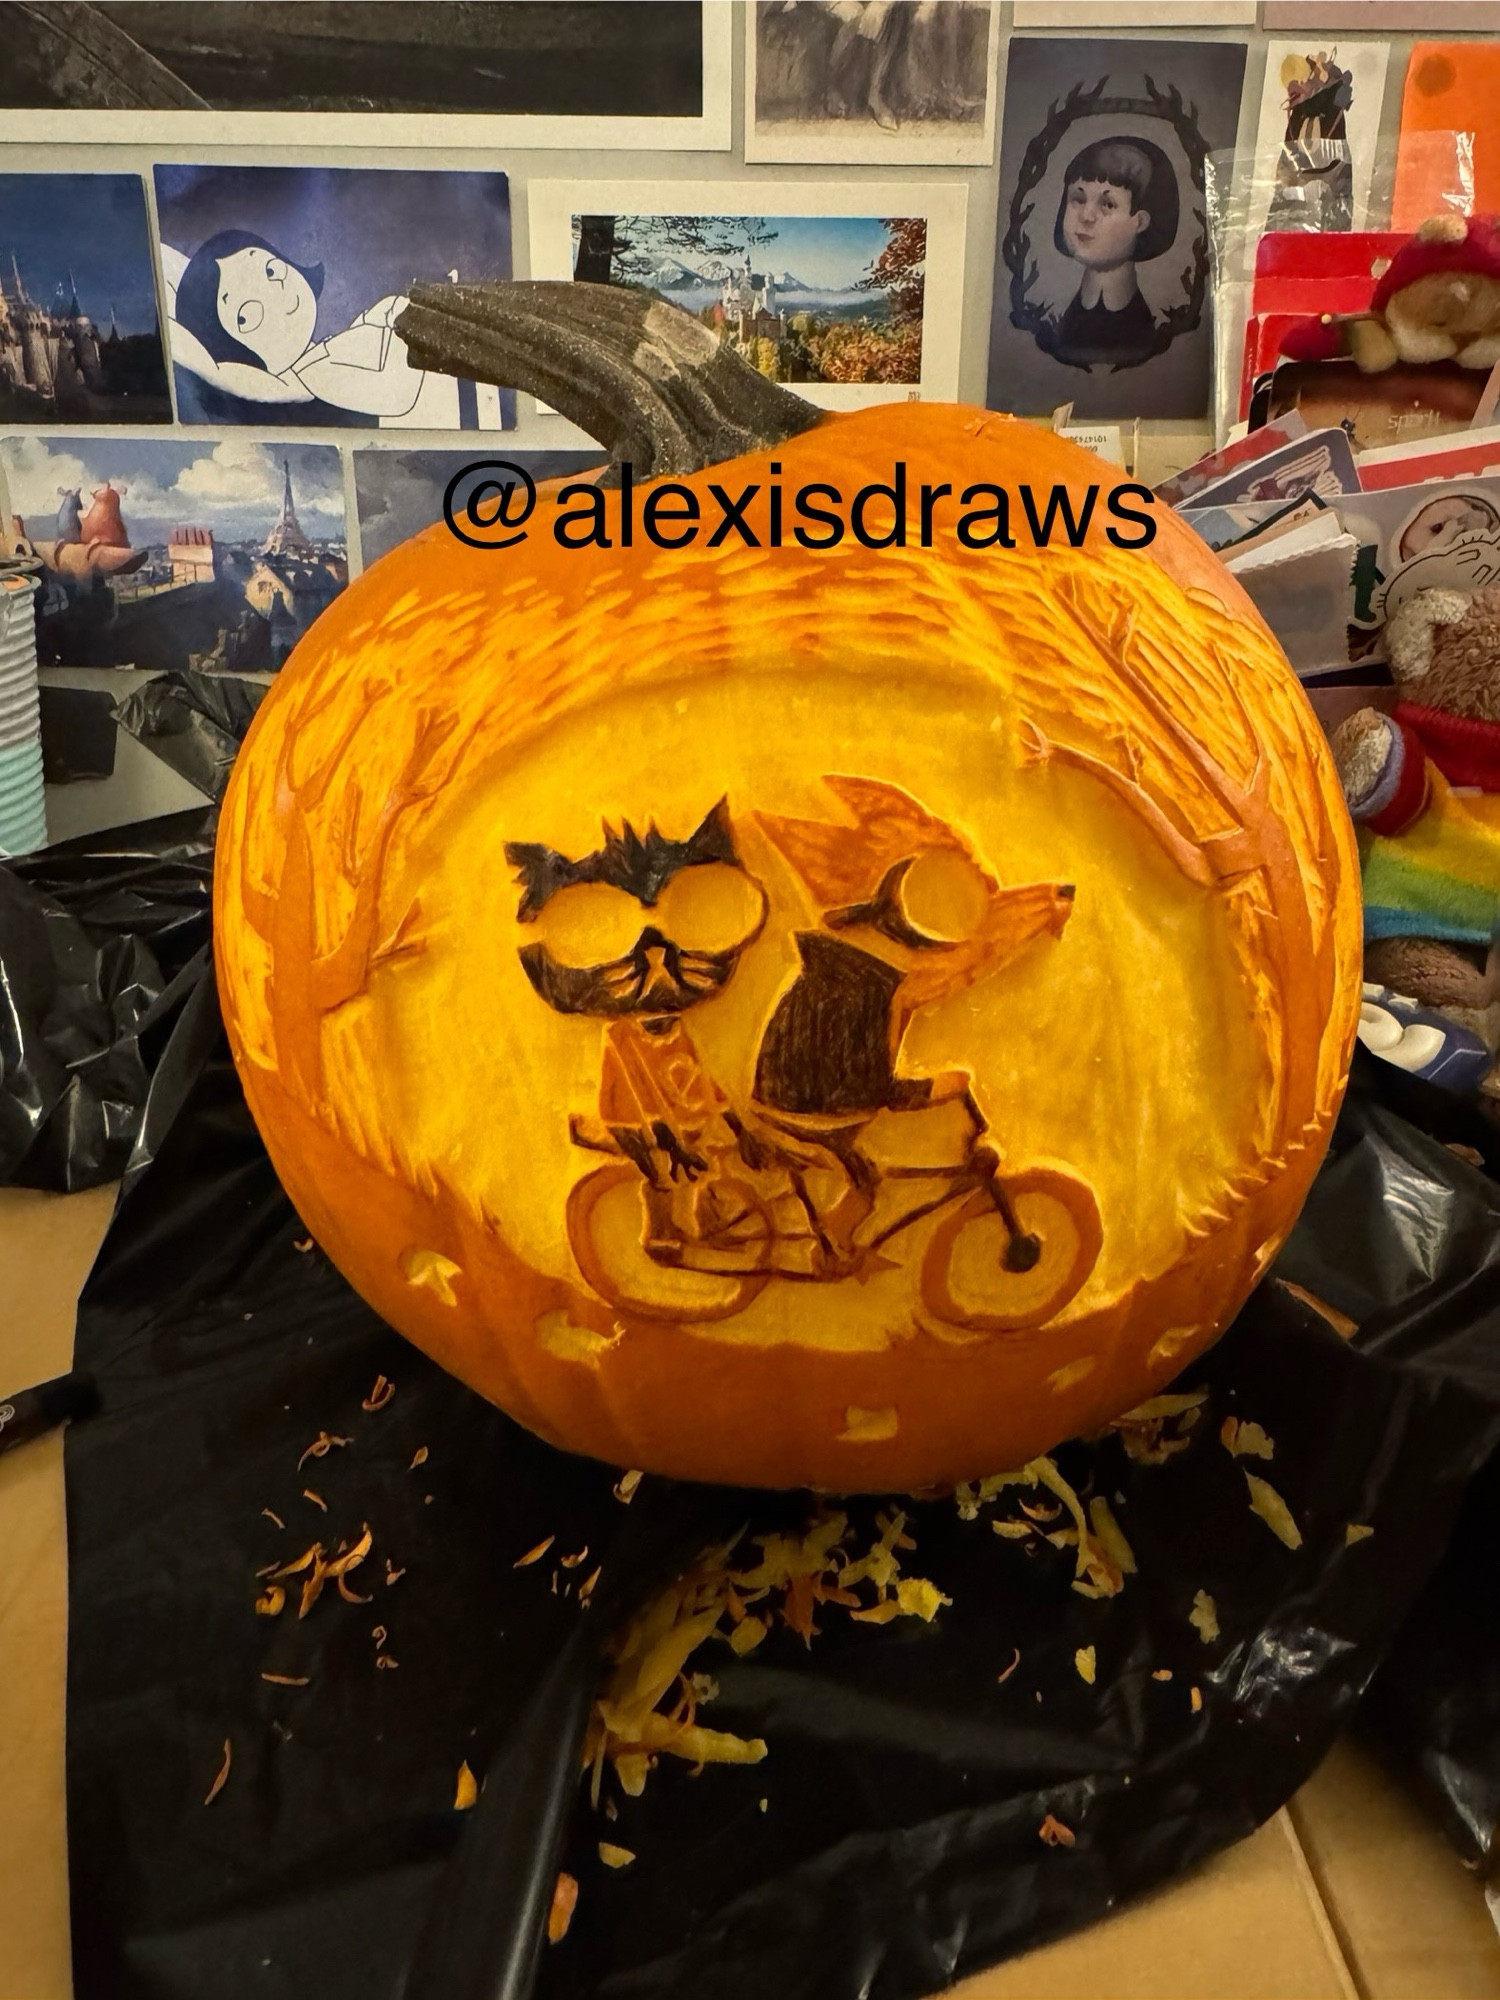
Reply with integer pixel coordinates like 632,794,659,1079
2,1184,1498,2000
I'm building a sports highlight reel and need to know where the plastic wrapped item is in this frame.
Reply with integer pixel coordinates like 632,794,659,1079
0,809,214,1189
1203,140,1473,446
61,968,1500,2000
112,669,270,803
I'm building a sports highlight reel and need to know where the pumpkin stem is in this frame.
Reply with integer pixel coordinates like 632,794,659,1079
395,281,824,482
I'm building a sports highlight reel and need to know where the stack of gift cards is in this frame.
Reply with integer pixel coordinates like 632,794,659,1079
0,568,46,858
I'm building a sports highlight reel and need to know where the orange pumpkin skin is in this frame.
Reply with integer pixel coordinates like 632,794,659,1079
215,404,1362,1491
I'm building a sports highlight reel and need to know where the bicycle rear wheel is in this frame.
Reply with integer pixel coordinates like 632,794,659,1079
567,1163,773,1323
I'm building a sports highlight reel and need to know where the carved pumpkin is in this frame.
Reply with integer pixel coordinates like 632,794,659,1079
215,283,1361,1492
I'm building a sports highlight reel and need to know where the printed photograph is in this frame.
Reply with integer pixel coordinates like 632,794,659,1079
747,0,998,167
531,181,966,407
1250,40,1390,235
154,165,512,431
987,38,1247,421
1,435,346,674
354,448,606,567
0,2,731,150
0,173,170,423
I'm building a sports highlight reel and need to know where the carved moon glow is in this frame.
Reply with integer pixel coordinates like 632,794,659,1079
216,406,1362,1491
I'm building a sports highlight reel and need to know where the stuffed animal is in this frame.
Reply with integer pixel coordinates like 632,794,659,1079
1282,213,1500,375
1332,583,1500,1071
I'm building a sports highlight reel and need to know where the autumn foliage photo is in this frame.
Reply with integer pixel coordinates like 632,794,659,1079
571,210,926,384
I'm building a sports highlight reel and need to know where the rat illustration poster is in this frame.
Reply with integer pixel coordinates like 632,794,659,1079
987,38,1247,421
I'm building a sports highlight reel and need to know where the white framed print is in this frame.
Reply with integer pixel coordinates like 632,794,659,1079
528,178,968,412
0,1,732,151
746,1,1000,168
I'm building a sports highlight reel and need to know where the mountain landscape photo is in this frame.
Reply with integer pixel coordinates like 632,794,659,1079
573,212,925,384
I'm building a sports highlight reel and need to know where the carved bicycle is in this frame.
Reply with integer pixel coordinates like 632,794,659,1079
566,1089,1102,1334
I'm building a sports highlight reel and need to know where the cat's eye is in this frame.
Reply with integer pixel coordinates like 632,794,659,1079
527,881,646,966
652,862,765,954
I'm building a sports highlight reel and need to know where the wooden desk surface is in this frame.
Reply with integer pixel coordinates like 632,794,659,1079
2,1184,1497,2000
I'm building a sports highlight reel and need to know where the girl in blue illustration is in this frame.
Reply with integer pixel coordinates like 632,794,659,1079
162,229,462,427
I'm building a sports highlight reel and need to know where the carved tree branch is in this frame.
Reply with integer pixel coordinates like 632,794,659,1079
308,713,475,1015
1020,723,1215,887
396,280,825,483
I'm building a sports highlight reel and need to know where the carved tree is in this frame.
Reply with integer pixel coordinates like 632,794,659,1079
1017,568,1342,1178
235,683,478,1116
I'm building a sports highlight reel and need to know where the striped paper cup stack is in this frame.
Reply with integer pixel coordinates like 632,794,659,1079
0,563,45,859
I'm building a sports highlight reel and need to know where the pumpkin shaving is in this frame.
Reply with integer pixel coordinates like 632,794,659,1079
1105,1389,1209,1465
583,1506,947,1802
957,1456,1135,1598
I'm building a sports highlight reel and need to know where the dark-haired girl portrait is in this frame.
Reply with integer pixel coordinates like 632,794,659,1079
161,230,461,426
152,165,513,430
1049,136,1178,368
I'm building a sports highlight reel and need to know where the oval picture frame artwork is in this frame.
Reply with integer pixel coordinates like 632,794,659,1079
986,37,1248,422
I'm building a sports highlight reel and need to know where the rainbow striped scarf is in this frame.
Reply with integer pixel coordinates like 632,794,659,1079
1363,767,1500,945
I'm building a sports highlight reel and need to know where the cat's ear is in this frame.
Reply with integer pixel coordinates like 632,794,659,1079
505,840,572,921
686,796,737,867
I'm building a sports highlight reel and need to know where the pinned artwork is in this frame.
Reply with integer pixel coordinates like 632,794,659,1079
214,282,1361,1493
1248,40,1391,237
746,0,999,167
0,173,170,423
1,435,346,674
153,165,513,429
987,38,1248,420
0,1,731,151
528,179,966,407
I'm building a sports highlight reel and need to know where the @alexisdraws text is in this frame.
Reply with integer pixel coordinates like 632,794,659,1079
442,459,1159,554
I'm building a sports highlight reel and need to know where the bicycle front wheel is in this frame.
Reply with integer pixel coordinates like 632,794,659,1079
920,1168,1102,1334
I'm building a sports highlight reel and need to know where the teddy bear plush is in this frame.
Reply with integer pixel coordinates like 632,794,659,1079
1282,213,1500,375
1331,582,1500,1061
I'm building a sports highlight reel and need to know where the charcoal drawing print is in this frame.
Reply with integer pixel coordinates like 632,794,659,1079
153,165,513,429
2,435,345,675
987,39,1247,421
353,449,606,566
0,2,704,118
752,0,993,161
573,213,926,384
0,174,169,423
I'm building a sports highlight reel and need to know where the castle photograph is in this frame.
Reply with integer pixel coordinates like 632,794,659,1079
0,172,171,422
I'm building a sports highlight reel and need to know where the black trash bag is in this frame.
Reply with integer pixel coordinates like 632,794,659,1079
0,809,215,1190
63,974,1500,2000
113,669,270,803
1361,1453,1500,1870
1287,1049,1500,1873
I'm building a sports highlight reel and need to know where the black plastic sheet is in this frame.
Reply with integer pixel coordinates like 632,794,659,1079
0,809,214,1190
60,964,1500,2000
1288,1051,1500,1875
112,669,270,804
